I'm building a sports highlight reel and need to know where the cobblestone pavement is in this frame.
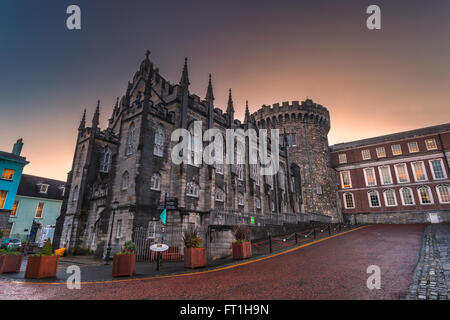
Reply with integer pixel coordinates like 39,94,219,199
406,223,450,300
0,224,424,300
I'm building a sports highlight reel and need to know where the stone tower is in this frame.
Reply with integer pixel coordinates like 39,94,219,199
252,99,339,219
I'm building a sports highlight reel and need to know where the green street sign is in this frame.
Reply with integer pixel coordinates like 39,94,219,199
250,216,255,224
160,208,167,225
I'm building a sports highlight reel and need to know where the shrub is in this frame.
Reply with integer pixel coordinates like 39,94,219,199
0,249,6,255
37,238,54,256
121,241,136,254
233,225,250,242
183,227,203,248
5,247,22,255
0,230,3,239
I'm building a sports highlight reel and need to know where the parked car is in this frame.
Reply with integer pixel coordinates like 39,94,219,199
1,238,10,249
6,239,21,250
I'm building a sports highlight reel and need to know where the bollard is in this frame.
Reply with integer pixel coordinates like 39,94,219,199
313,229,316,239
338,224,341,232
328,225,331,235
295,233,298,244
269,235,273,253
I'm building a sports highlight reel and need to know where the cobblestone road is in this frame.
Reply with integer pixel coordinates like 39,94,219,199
0,224,424,300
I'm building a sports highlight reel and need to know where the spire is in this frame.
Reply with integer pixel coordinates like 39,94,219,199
244,100,250,124
79,109,86,131
139,50,152,75
227,88,234,114
179,57,190,89
205,74,214,101
92,100,100,128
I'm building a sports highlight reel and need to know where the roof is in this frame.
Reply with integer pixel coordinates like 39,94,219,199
16,174,66,201
0,151,28,163
330,123,450,152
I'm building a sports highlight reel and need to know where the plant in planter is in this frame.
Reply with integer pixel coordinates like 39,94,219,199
112,240,136,277
183,227,206,269
24,238,60,279
0,248,24,274
232,225,252,259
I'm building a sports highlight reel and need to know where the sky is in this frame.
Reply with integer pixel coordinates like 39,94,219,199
1,0,450,181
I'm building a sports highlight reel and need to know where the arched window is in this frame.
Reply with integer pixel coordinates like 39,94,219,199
255,197,261,209
437,185,450,203
153,125,164,157
121,171,130,190
72,186,79,202
125,122,135,155
100,146,111,173
150,173,161,191
238,193,244,206
418,186,433,204
344,193,355,209
278,166,285,190
77,146,85,175
188,122,201,166
266,175,274,190
383,189,397,207
186,181,199,197
400,187,415,205
215,188,225,202
368,190,380,207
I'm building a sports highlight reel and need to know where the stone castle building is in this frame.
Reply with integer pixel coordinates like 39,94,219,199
54,51,338,257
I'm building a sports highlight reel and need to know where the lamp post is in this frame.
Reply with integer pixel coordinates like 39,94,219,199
104,199,119,265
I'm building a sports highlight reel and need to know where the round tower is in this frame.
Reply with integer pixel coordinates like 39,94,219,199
252,99,338,219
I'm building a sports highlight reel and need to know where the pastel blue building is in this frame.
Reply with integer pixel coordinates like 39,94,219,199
0,139,29,235
8,174,65,242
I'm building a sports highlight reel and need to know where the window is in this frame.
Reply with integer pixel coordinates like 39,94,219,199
376,147,386,158
39,184,49,194
100,146,111,173
271,199,275,212
266,175,274,190
383,189,397,207
278,167,285,190
186,181,199,197
1,169,14,180
216,163,223,175
188,123,202,167
153,125,164,157
116,219,122,238
437,185,450,203
72,186,79,202
429,159,446,180
215,188,225,202
35,202,44,218
126,122,135,155
425,139,437,150
237,164,244,181
290,133,297,147
238,193,244,206
394,163,410,183
256,197,261,209
408,142,419,153
150,173,161,191
378,166,393,185
344,193,355,209
121,171,130,190
340,171,352,189
368,191,381,207
363,168,377,186
77,146,85,175
10,200,19,216
412,162,427,181
400,188,415,206
317,185,323,195
338,154,347,164
418,186,433,204
391,144,402,156
361,149,371,160
147,221,156,239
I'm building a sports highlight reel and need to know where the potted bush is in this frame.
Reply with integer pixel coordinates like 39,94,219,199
232,225,252,259
25,238,59,279
112,241,136,277
183,228,206,269
0,248,24,274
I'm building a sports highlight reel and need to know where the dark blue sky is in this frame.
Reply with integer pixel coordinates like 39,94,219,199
1,0,450,180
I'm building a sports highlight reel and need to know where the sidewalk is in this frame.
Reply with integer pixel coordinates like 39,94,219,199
0,225,360,284
405,223,450,300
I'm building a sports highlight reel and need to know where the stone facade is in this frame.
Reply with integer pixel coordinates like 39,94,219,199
54,52,327,256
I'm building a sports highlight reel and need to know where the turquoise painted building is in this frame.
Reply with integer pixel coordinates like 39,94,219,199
8,174,65,242
0,139,29,235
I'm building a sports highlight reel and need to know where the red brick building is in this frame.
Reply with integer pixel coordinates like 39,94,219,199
331,123,450,224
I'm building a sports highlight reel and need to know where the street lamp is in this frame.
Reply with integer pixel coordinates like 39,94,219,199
104,199,119,265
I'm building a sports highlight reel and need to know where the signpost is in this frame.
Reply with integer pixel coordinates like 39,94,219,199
155,194,167,271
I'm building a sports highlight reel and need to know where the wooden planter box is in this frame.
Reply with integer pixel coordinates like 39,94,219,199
0,254,24,273
112,253,136,277
184,247,206,269
25,255,59,279
232,241,252,259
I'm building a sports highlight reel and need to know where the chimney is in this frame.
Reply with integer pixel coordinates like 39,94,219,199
12,138,23,156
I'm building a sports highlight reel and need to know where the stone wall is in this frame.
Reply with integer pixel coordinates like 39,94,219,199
346,211,450,224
